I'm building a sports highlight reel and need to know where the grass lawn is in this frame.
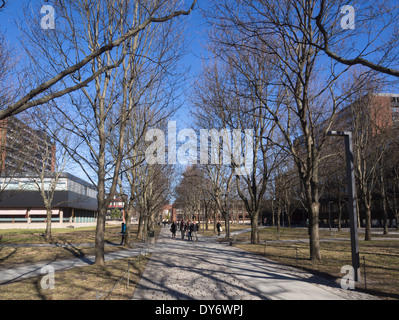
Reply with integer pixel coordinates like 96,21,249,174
0,224,149,268
232,226,399,300
197,222,250,238
0,254,150,300
2,222,398,300
0,224,157,300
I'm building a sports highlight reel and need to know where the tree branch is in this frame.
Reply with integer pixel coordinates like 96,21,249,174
0,0,197,119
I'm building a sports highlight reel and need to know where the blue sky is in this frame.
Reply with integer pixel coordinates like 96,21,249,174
0,1,26,37
2,1,399,186
0,0,208,126
0,1,209,184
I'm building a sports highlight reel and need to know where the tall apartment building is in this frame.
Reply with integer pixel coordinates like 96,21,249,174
0,118,99,225
0,117,56,173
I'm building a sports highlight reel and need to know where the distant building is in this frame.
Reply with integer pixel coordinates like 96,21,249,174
0,172,97,224
287,92,399,228
107,194,125,220
161,204,172,221
334,93,398,133
172,200,251,224
0,117,56,174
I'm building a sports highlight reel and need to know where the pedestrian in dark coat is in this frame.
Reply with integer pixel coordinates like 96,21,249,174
180,220,185,239
216,221,222,237
170,221,177,239
188,222,195,241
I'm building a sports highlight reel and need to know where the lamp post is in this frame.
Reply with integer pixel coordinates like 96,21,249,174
228,204,231,243
328,131,360,282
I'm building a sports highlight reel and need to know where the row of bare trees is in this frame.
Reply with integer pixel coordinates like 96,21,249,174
0,0,197,266
2,0,399,266
181,0,399,262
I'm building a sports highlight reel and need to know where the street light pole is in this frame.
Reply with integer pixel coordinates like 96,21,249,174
227,192,230,242
328,131,360,282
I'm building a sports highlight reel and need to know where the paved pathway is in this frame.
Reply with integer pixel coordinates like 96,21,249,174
132,227,375,300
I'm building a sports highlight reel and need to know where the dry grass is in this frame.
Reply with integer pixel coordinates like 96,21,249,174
0,224,129,245
0,225,147,268
233,227,399,300
198,223,251,238
0,255,150,300
0,224,158,300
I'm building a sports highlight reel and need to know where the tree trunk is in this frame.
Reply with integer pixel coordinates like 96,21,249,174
380,170,389,235
309,201,321,260
137,213,143,239
338,204,343,231
276,205,281,234
271,198,275,226
124,203,134,247
338,193,343,231
95,204,107,266
205,208,209,231
363,198,372,241
45,207,52,241
214,210,217,233
224,212,230,240
250,211,259,244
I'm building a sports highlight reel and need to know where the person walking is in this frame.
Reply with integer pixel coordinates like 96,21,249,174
180,220,185,239
188,221,194,241
216,221,222,237
193,221,199,242
170,221,176,239
120,221,126,245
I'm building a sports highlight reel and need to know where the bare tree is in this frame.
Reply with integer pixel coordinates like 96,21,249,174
18,0,192,265
0,0,197,120
385,127,399,230
132,162,173,239
29,109,70,241
0,31,18,114
204,0,373,260
347,91,390,240
314,0,399,78
195,59,283,243
174,165,214,226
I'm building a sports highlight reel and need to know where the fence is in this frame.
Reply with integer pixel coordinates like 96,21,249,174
263,240,382,290
95,244,151,300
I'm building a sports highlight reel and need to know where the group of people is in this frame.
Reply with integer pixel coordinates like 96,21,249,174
170,220,199,241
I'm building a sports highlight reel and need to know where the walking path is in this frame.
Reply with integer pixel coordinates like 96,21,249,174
0,227,377,300
132,227,375,300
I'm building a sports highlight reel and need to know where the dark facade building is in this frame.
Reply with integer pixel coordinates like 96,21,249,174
0,172,97,224
0,118,99,225
0,117,56,174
